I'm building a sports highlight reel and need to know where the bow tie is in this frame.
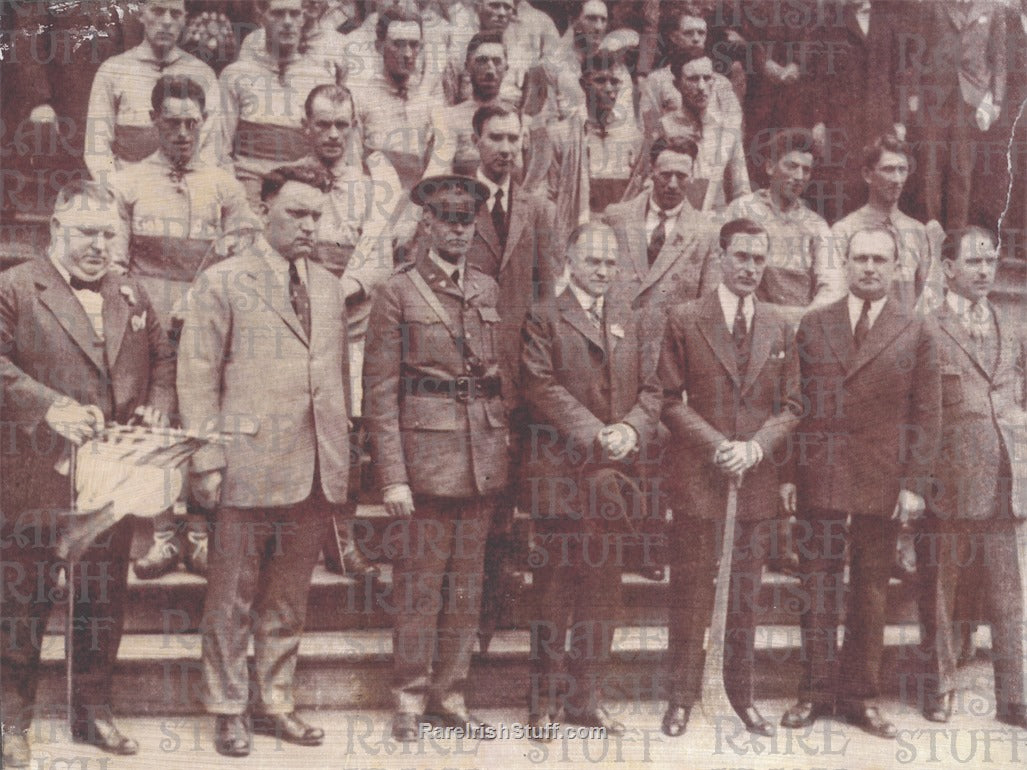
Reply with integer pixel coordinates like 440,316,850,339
69,275,103,292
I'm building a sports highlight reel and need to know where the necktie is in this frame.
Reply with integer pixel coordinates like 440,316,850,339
70,275,102,293
732,295,749,367
853,299,872,349
589,300,603,332
968,301,995,371
648,209,669,266
289,260,311,338
451,267,462,291
492,188,507,249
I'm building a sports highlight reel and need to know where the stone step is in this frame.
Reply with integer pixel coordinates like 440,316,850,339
54,561,921,635
32,624,988,715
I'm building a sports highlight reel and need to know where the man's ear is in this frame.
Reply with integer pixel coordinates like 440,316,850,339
861,166,873,186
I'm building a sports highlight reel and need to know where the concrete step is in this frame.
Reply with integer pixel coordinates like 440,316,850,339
32,624,990,714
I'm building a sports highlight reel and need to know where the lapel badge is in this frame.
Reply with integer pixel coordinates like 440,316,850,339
131,311,147,332
610,323,625,339
120,285,137,306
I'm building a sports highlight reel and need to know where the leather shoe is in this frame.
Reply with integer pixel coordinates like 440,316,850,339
996,703,1027,730
780,701,832,729
423,706,495,738
736,705,775,737
71,718,139,755
392,712,420,742
565,705,625,736
184,531,209,576
842,704,897,739
662,703,690,737
252,712,324,746
2,729,30,768
923,691,953,723
133,531,181,579
214,714,250,757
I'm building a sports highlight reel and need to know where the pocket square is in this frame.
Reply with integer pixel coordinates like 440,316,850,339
610,323,625,339
131,311,147,332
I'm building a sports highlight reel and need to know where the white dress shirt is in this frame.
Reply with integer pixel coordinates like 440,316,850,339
476,170,512,218
50,257,105,340
945,290,993,337
260,240,308,287
846,293,888,334
644,196,684,246
717,283,755,333
569,281,604,319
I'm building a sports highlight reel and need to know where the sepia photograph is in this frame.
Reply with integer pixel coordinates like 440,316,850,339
1,0,1027,768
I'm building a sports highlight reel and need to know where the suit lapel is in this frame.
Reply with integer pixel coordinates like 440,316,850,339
822,299,854,373
638,204,698,297
101,275,129,369
558,289,604,351
475,202,502,264
697,292,740,384
254,250,308,346
847,300,911,380
499,186,529,274
34,261,106,372
939,305,992,381
741,301,775,395
623,195,649,283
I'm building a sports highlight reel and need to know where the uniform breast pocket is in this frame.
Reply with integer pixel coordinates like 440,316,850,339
941,368,964,407
403,307,449,362
475,306,501,358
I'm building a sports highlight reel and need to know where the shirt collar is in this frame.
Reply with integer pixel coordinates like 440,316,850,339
260,238,307,284
135,40,183,68
149,149,198,175
568,281,602,314
717,283,754,329
48,254,108,290
847,292,888,328
476,170,510,207
429,248,465,285
647,193,684,221
945,289,989,320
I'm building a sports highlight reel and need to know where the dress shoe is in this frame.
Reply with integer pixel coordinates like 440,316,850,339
565,705,625,736
736,705,775,737
252,712,324,746
324,519,380,579
133,531,181,579
780,701,832,729
71,718,139,755
662,703,690,737
996,703,1027,730
391,712,420,743
2,729,30,768
922,691,953,723
842,704,897,739
342,542,380,579
423,706,495,738
184,530,209,576
214,714,251,757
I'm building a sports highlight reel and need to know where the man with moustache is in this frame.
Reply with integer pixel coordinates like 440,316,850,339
0,181,175,767
363,175,508,743
219,0,337,204
86,0,225,180
658,218,802,738
917,227,1027,730
177,164,349,756
780,226,941,739
109,74,255,579
520,221,661,737
300,82,399,578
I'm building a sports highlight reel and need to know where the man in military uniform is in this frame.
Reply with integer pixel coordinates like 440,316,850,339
363,175,509,743
108,74,256,580
86,0,225,180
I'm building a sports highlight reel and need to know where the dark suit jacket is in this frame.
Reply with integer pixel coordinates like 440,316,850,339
0,258,176,514
520,286,661,522
364,249,509,500
659,291,802,520
466,182,559,408
794,296,941,516
603,191,720,318
928,302,1027,520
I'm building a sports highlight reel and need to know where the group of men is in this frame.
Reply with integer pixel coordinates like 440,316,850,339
2,0,1027,766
